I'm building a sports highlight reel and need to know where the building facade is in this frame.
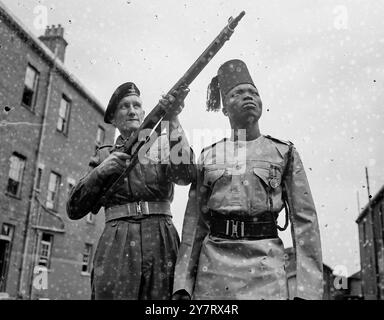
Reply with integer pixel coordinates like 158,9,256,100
285,247,337,300
356,185,384,300
0,3,114,299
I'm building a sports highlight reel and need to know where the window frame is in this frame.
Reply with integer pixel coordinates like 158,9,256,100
37,233,53,269
96,126,105,145
81,243,93,275
56,95,72,136
46,171,61,211
21,63,40,111
0,223,15,292
94,126,105,156
6,153,26,199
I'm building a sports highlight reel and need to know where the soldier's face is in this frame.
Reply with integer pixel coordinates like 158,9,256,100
223,83,262,126
112,95,145,135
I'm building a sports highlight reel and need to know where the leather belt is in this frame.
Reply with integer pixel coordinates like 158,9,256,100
209,211,278,240
105,201,171,223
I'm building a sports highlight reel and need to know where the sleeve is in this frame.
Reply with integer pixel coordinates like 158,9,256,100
66,169,104,220
157,131,196,186
66,152,125,220
172,156,210,297
284,146,324,300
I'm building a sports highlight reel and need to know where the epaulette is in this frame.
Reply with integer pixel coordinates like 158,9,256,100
264,134,293,146
200,138,228,155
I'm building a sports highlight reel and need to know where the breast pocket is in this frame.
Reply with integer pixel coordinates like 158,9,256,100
252,163,284,212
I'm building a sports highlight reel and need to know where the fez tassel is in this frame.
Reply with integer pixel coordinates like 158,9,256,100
145,304,179,317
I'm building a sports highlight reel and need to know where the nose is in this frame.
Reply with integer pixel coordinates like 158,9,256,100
127,105,136,116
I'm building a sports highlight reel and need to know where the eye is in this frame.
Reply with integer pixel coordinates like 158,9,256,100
231,91,241,97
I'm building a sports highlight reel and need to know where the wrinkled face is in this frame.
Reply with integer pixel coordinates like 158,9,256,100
223,83,262,126
111,95,145,134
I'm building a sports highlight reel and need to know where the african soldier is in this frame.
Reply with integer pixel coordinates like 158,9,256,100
173,60,323,300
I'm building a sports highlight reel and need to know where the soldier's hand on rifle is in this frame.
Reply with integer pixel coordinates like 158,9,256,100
159,86,190,122
96,152,131,179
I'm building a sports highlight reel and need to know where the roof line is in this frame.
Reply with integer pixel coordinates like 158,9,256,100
0,1,105,116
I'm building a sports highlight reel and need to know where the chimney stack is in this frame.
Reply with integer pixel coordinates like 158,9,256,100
38,24,68,63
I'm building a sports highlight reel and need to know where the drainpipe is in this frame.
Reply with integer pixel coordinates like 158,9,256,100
17,48,57,299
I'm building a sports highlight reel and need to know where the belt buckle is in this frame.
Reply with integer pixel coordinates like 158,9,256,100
136,201,149,215
136,201,142,215
225,219,245,238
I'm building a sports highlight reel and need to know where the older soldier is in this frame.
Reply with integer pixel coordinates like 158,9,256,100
67,82,194,300
173,60,323,300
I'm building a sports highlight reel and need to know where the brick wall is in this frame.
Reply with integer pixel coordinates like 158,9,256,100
0,6,115,299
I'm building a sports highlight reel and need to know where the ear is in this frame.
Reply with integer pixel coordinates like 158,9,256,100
222,107,228,117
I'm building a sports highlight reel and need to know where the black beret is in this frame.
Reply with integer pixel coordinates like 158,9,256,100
104,82,141,124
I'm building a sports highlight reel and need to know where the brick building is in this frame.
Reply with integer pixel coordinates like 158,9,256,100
0,3,115,299
284,247,337,300
356,185,384,300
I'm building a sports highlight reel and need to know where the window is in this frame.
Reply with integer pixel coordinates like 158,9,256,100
0,224,15,292
57,95,71,134
37,233,53,268
46,172,61,210
6,153,26,197
96,126,105,145
22,64,39,109
0,224,14,241
35,167,43,191
94,126,105,155
82,244,93,274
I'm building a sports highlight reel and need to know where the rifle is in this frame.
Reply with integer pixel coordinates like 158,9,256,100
97,11,246,206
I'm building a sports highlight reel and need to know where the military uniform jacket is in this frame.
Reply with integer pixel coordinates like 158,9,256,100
66,134,195,299
173,134,323,300
67,134,194,218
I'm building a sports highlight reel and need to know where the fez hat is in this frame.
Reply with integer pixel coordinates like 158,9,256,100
206,59,256,112
104,82,141,124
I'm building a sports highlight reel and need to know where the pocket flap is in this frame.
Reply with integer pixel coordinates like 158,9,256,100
253,167,270,186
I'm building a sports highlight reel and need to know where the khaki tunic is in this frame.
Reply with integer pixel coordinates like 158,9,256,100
173,135,323,300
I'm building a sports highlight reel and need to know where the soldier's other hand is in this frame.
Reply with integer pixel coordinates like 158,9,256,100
171,290,191,300
97,152,131,178
160,86,190,121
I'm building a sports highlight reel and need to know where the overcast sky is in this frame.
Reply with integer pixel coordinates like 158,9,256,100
2,0,384,276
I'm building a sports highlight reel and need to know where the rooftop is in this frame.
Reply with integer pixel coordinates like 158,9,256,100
0,1,105,116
